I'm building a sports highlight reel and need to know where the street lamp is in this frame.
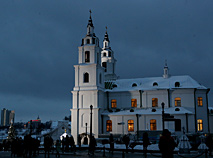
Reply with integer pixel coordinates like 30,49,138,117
89,105,93,143
161,102,165,130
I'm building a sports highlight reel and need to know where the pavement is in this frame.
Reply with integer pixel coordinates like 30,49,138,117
0,150,211,158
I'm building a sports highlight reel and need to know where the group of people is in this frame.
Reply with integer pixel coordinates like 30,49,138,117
3,134,40,157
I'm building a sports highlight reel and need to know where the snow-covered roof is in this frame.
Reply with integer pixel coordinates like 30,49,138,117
102,107,194,116
105,75,207,92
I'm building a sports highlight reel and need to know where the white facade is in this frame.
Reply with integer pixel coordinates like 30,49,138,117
71,14,211,143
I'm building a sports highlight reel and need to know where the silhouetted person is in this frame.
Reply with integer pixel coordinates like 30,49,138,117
78,134,81,148
55,139,61,157
65,135,69,152
109,134,114,154
123,134,130,153
69,135,75,153
61,136,65,153
89,136,97,155
159,129,176,158
206,134,213,156
44,135,53,158
143,132,150,158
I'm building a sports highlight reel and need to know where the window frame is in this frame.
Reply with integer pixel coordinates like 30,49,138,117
111,99,117,108
197,119,203,131
150,119,157,131
152,98,158,107
198,97,203,107
175,97,181,107
85,51,90,63
131,99,137,108
106,120,112,132
128,120,134,132
83,72,89,83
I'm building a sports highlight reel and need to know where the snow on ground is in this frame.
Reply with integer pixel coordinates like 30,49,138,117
96,143,179,151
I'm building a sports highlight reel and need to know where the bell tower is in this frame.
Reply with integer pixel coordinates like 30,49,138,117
71,11,106,144
101,27,117,81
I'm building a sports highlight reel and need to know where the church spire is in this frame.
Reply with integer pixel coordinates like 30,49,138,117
104,26,109,42
87,10,95,36
163,60,169,79
103,26,110,49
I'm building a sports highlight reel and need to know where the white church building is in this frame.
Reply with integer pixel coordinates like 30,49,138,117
71,13,210,143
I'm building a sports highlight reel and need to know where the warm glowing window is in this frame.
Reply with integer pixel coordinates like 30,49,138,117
111,99,117,108
150,119,157,131
128,120,134,132
198,97,203,106
85,51,90,62
106,120,112,132
84,73,89,83
131,99,137,107
197,119,203,131
175,97,181,107
152,98,158,107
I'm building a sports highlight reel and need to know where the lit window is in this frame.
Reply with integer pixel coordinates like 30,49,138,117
131,99,137,107
150,119,157,131
85,51,90,63
198,97,203,106
175,97,181,107
106,120,112,132
128,120,134,132
152,98,158,107
84,73,89,83
197,119,203,131
111,99,117,108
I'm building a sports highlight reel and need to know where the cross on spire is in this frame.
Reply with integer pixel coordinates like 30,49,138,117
89,10,92,19
106,26,108,32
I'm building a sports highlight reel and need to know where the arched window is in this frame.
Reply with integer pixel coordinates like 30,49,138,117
106,120,112,132
99,74,102,84
111,99,117,108
103,53,106,57
112,84,117,88
150,119,157,131
153,82,158,86
175,97,181,107
131,99,137,107
105,42,108,47
85,51,90,63
102,62,107,72
175,82,180,87
132,83,137,87
84,72,89,83
128,120,134,132
197,119,203,131
152,98,158,107
108,52,111,57
86,39,90,44
197,97,203,106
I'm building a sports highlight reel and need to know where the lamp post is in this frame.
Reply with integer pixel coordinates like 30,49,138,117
89,105,93,143
161,102,165,130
